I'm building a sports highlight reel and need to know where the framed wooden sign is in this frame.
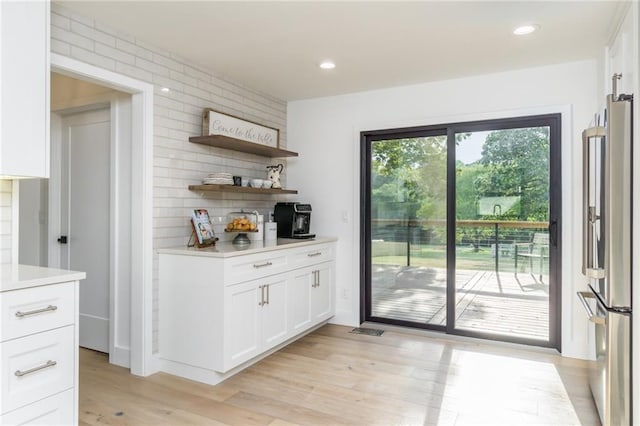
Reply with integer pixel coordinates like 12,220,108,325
202,108,279,148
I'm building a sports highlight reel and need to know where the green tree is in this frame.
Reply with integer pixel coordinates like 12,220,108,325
476,127,549,221
371,136,447,221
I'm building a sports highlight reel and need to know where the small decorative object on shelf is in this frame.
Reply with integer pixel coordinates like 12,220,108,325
225,210,259,245
202,172,233,185
266,163,284,189
189,209,218,248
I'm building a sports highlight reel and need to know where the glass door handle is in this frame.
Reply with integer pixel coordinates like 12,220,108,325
548,220,557,247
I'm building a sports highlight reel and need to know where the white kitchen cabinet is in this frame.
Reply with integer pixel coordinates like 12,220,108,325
225,274,289,368
159,238,336,385
311,263,334,322
0,0,50,178
288,268,312,334
225,280,262,367
0,265,85,426
0,389,74,425
259,276,288,347
289,262,334,332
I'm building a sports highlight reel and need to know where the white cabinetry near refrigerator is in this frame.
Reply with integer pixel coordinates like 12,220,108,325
158,238,336,385
0,0,50,178
0,265,85,425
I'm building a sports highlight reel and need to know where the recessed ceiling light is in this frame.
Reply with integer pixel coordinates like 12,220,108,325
160,87,170,93
319,61,336,70
513,24,539,35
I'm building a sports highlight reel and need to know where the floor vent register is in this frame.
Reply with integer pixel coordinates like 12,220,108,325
349,327,385,337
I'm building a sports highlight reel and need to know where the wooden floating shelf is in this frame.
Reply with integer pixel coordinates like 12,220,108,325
189,184,298,195
189,135,298,158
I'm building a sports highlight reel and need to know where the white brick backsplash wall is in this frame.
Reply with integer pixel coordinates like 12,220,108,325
0,180,12,264
51,4,290,352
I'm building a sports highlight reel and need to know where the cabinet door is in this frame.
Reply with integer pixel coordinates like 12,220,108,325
0,0,49,178
0,388,74,425
1,326,74,414
311,263,334,322
288,268,312,334
261,276,288,348
224,281,261,371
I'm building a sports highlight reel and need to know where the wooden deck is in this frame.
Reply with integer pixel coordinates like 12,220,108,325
372,265,549,341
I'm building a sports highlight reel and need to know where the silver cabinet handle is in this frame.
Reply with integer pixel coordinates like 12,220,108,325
312,270,320,288
576,291,606,325
15,305,58,318
253,261,273,269
15,360,57,377
258,285,264,306
307,252,322,257
265,284,270,305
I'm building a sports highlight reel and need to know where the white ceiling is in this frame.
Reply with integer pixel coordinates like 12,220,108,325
56,1,628,101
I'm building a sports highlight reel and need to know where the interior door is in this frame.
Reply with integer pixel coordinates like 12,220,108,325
60,108,111,353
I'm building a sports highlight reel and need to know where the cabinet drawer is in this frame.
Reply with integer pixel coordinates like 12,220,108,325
0,282,75,342
0,388,74,425
1,326,75,414
290,244,334,268
224,252,289,285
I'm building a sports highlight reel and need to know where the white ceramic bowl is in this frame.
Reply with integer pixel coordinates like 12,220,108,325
241,177,249,187
250,179,263,188
262,180,273,189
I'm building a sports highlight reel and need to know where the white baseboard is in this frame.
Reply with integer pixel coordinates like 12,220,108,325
79,313,109,353
158,321,329,386
109,345,130,368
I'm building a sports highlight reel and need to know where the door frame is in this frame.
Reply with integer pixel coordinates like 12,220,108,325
50,54,154,376
360,113,562,351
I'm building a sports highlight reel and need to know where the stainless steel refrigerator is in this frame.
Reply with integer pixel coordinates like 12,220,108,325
578,74,634,426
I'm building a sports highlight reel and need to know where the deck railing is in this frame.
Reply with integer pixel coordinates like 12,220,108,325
371,218,549,270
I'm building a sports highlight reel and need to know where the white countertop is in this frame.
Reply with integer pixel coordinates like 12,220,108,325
0,264,86,292
158,236,337,258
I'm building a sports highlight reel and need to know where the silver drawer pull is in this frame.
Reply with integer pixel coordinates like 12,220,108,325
307,252,322,257
15,305,58,318
253,261,273,269
15,360,57,377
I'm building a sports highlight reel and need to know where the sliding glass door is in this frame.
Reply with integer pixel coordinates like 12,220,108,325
365,131,448,328
361,115,561,349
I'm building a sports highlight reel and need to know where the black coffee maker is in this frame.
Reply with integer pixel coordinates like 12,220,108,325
273,202,315,239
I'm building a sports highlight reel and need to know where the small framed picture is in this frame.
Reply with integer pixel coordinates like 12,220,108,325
190,209,217,248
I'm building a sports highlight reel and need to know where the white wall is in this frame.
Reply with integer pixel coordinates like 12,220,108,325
18,179,48,266
288,59,599,359
51,72,115,110
0,180,12,263
50,4,291,352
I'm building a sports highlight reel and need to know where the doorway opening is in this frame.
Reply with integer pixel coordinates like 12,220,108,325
20,53,154,376
20,73,133,367
360,114,561,349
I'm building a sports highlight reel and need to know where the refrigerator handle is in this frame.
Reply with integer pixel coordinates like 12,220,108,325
581,126,606,279
576,291,606,325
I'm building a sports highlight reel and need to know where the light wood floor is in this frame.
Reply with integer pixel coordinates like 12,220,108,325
372,266,549,340
79,324,600,425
